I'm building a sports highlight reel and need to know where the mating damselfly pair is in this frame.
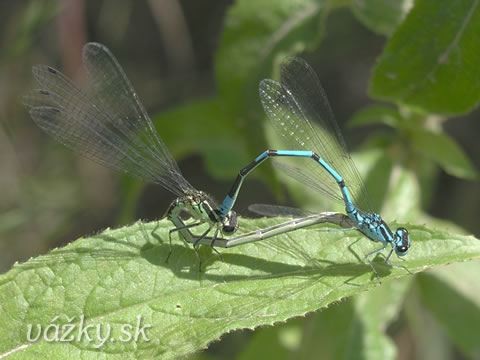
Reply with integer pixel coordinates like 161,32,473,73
23,42,410,280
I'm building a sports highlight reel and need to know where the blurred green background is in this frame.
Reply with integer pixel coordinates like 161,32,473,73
1,0,480,359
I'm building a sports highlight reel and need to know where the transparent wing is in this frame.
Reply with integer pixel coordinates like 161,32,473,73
259,56,372,212
272,160,344,204
23,42,193,197
248,204,315,218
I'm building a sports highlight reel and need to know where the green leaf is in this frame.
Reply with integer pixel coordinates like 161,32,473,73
370,0,480,115
351,0,413,35
412,129,478,180
1,218,480,358
418,262,480,358
348,104,403,128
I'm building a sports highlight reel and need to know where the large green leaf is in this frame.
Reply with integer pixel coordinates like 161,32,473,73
370,0,480,115
1,217,479,359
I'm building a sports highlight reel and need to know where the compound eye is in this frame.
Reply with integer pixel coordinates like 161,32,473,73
396,228,410,245
396,245,408,254
222,224,236,233
222,211,239,234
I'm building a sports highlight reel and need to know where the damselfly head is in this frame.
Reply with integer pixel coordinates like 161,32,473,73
222,210,239,234
394,228,410,256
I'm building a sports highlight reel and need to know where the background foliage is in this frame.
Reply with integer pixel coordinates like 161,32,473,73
1,0,480,359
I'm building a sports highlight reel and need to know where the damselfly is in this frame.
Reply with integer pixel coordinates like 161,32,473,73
217,57,411,279
23,42,243,263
